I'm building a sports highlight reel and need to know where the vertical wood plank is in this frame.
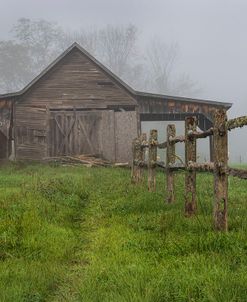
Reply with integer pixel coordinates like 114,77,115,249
65,114,69,155
13,102,17,160
57,114,61,155
113,111,117,162
148,129,157,192
185,116,197,216
46,105,50,157
213,109,228,231
166,124,176,203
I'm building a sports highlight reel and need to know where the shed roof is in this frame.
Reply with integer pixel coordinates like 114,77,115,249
0,42,232,109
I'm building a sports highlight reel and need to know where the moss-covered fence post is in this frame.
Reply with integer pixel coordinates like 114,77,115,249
131,137,142,183
140,133,147,182
166,124,176,203
213,109,228,231
185,116,197,216
148,129,158,191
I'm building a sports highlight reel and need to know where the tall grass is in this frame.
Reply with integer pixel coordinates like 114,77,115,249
0,162,247,301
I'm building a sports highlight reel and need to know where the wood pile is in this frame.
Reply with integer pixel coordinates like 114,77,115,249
43,155,128,168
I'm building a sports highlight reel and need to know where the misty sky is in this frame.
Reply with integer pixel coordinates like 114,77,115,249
0,0,246,162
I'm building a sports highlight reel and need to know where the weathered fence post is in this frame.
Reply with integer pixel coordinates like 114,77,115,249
185,116,197,216
166,124,176,203
131,137,141,183
148,129,158,191
213,109,228,231
140,133,147,181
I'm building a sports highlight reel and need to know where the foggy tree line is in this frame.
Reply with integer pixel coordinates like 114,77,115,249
0,18,199,96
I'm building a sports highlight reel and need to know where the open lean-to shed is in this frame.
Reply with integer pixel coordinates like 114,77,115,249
0,42,232,163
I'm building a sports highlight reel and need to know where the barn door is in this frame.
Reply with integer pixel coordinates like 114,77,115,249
49,110,103,157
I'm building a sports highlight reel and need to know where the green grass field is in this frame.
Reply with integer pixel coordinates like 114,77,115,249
1,162,247,302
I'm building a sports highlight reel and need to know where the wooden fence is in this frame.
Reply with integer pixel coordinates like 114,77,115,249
131,109,247,231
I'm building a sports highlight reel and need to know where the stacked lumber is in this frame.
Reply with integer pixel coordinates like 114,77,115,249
43,155,128,168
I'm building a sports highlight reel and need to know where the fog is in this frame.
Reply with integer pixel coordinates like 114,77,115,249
0,0,246,163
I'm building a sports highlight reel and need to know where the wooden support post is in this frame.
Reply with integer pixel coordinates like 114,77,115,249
131,137,141,183
213,109,228,231
148,129,157,191
185,116,197,216
166,124,176,203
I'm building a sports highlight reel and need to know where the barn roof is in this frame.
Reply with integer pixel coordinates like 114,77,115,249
0,42,232,109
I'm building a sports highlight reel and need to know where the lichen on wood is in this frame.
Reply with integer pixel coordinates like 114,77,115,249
187,127,213,139
148,129,158,191
166,124,176,203
168,135,185,144
140,133,147,180
185,116,197,216
227,116,247,131
131,137,142,183
187,161,214,171
228,168,247,179
157,141,167,149
213,109,228,231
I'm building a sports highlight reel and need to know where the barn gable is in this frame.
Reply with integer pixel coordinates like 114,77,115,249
17,44,137,107
13,44,138,161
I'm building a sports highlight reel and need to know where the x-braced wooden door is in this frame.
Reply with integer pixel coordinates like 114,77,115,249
49,110,103,157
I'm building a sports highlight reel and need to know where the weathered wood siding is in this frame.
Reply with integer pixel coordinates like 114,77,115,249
137,97,217,118
115,111,138,162
0,100,12,158
47,110,137,163
49,110,102,157
14,48,137,160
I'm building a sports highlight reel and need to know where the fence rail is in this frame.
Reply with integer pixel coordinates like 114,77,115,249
131,109,247,232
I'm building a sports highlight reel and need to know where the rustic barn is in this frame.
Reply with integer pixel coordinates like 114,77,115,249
0,42,232,163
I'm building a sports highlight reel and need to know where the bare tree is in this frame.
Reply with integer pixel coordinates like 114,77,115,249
56,24,142,88
0,18,64,93
0,19,199,97
146,39,177,93
98,24,139,78
144,38,200,96
172,73,200,97
0,20,141,93
59,27,100,55
12,18,64,71
0,41,32,92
